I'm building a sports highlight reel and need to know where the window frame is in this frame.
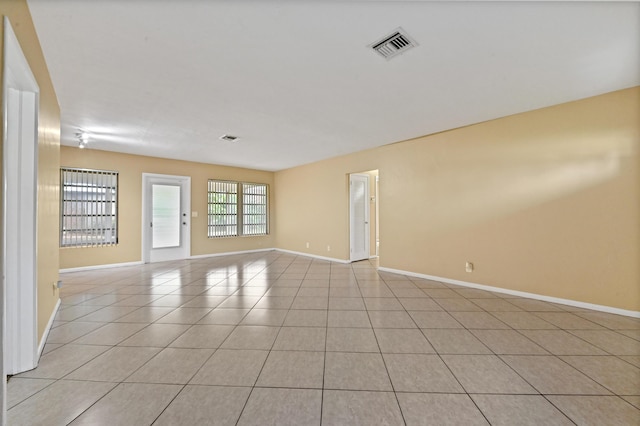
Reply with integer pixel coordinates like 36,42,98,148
207,179,269,238
60,167,119,247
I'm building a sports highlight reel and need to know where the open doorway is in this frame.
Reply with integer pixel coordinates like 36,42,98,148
2,17,40,386
349,169,378,262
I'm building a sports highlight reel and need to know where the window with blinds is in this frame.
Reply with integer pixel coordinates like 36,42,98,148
207,180,268,238
60,168,118,247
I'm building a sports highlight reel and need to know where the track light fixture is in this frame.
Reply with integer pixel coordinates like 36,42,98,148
76,132,89,149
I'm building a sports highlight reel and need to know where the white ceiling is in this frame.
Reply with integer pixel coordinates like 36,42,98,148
28,1,640,172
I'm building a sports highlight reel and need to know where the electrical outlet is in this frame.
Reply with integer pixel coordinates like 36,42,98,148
306,242,310,248
465,262,474,273
327,245,331,252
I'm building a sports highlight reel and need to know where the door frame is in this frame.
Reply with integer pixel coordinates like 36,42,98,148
141,173,191,263
349,173,370,262
2,15,40,393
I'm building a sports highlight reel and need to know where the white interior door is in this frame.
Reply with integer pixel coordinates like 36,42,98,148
142,174,190,263
350,173,370,262
2,17,40,385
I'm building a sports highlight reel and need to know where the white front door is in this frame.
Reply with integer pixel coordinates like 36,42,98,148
349,173,370,262
142,174,190,263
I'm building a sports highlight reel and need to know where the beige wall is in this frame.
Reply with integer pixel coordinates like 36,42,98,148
60,147,275,269
0,0,61,341
275,87,639,311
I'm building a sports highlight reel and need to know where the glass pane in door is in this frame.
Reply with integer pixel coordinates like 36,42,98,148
152,184,181,248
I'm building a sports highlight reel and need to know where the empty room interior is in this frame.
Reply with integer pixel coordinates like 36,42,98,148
1,0,639,425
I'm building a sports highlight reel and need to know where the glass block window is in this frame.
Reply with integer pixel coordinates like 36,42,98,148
208,180,268,238
60,168,118,247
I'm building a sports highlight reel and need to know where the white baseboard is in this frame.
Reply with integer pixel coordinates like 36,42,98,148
275,249,350,264
38,298,61,358
189,248,275,260
378,267,640,319
59,261,144,274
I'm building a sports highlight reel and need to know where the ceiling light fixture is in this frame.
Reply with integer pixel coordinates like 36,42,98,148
220,134,239,142
76,131,89,149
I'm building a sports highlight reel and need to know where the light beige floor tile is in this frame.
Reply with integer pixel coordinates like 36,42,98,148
576,312,640,330
359,287,395,297
411,278,447,289
470,298,522,312
46,321,106,344
256,350,324,388
70,383,182,425
119,323,190,347
154,385,251,426
442,355,536,394
155,307,213,324
471,394,573,426
264,287,299,297
508,299,565,312
328,310,371,328
374,329,435,354
126,347,213,384
169,324,234,348
561,355,640,395
390,288,429,298
65,346,161,382
454,288,498,299
329,288,362,298
384,354,463,392
113,306,175,323
368,311,417,328
622,395,640,409
179,295,228,308
328,297,366,310
422,288,462,298
147,294,196,307
17,344,111,379
491,311,557,329
111,294,165,306
283,309,327,327
620,355,640,368
569,330,640,355
363,297,404,311
422,329,492,354
190,349,268,386
397,297,442,311
41,343,63,355
323,390,404,426
291,296,329,310
547,395,640,426
519,330,607,355
324,352,392,391
434,298,483,312
8,380,116,426
398,393,488,426
237,388,321,426
198,308,250,324
217,296,262,309
72,322,147,345
220,325,280,350
6,378,55,409
76,306,140,322
55,305,104,321
409,311,463,328
297,287,329,297
534,312,604,329
253,296,294,310
326,327,379,352
471,330,549,354
449,312,510,329
240,308,288,326
501,355,610,395
272,326,326,351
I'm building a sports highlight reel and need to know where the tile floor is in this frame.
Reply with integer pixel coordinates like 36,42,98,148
7,251,640,425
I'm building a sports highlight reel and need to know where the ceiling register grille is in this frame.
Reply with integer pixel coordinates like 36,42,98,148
370,28,418,60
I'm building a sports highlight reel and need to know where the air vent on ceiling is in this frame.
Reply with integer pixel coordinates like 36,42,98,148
370,28,418,60
220,134,239,142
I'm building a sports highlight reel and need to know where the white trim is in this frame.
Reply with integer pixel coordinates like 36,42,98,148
189,248,274,260
37,299,61,358
275,249,350,264
59,261,144,274
378,266,640,319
